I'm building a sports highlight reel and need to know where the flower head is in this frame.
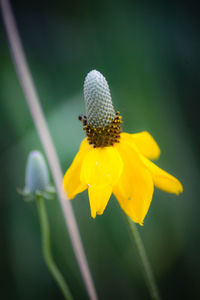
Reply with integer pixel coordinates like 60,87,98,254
63,70,183,225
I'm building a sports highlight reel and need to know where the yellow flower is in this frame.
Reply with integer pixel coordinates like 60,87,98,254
63,70,183,225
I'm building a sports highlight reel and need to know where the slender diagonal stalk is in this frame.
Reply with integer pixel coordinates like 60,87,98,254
0,1,98,299
37,196,73,300
125,214,161,300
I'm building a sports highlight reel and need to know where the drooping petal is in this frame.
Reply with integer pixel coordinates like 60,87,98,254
121,132,160,160
113,140,154,225
80,146,123,188
88,185,112,218
141,156,183,195
63,138,89,199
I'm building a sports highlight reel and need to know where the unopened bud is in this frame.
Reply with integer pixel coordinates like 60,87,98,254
25,151,49,193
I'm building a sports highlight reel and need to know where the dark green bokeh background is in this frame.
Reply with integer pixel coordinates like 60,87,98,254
0,1,200,299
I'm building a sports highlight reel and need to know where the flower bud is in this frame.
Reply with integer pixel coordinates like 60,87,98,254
84,70,115,128
25,151,49,193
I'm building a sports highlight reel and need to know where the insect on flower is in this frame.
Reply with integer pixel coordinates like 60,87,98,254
63,70,183,225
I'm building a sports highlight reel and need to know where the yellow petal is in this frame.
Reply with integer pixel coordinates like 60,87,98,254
80,146,123,188
63,138,89,199
113,140,154,225
141,156,183,195
121,132,161,160
88,185,112,218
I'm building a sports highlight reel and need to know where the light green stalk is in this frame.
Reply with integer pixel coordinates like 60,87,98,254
125,214,161,300
37,196,73,300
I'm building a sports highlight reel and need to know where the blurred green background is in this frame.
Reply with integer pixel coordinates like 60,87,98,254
0,0,200,299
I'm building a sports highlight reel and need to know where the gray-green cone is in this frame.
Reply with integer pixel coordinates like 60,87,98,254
84,70,115,128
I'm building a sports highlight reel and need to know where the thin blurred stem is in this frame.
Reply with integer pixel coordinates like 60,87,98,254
37,196,73,300
125,214,161,300
0,1,98,299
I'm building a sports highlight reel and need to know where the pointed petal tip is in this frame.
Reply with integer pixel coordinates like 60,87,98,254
166,176,183,195
126,214,144,226
96,210,104,216
91,211,97,219
140,156,183,196
64,190,73,200
62,184,73,200
88,185,112,219
90,210,103,218
175,182,183,195
133,218,144,226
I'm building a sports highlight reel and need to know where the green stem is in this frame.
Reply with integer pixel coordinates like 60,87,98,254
125,214,161,300
37,196,73,300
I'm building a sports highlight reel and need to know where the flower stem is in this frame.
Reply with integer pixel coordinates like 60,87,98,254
125,214,161,300
37,196,73,300
0,1,97,299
